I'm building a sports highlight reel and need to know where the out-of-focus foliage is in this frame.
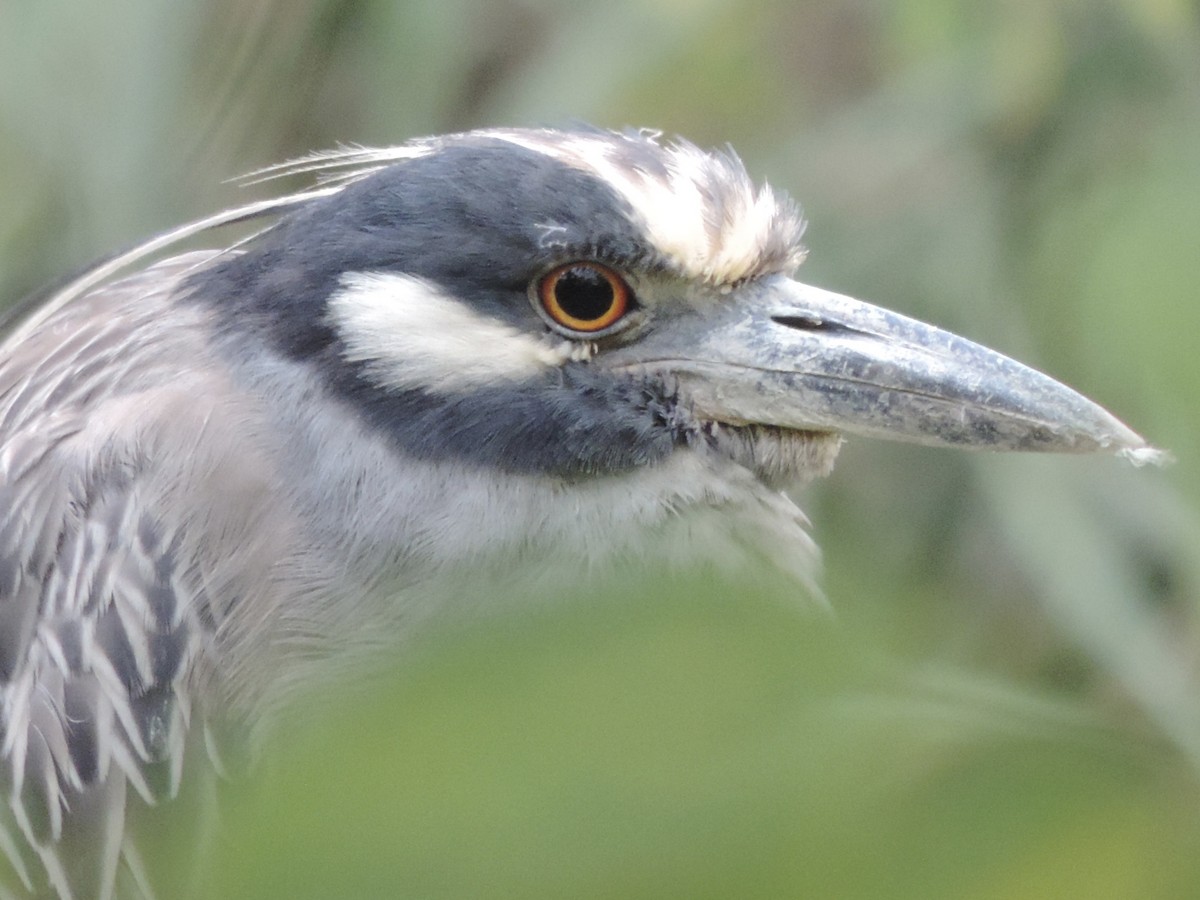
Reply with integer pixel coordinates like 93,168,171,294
207,577,1200,900
1,1,1198,896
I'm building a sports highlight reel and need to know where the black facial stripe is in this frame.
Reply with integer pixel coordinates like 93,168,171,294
334,362,691,478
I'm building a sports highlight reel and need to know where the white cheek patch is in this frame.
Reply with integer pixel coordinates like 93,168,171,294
326,272,588,393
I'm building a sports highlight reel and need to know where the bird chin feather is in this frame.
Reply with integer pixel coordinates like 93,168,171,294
699,422,843,489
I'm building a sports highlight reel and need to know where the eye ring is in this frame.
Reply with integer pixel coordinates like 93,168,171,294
536,262,632,335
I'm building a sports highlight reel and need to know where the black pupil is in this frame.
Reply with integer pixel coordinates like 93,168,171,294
555,267,615,321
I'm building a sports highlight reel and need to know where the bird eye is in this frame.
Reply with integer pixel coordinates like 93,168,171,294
537,262,631,334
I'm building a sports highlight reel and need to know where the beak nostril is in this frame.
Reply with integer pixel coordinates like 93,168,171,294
771,314,857,335
772,314,825,330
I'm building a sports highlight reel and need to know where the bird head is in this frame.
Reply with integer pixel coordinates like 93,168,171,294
173,127,1157,489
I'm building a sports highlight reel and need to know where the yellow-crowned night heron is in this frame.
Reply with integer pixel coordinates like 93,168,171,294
0,127,1161,899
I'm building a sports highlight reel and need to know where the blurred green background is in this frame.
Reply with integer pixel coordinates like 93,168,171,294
2,1,1199,897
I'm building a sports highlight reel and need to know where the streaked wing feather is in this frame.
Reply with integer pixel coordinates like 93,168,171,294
0,258,230,900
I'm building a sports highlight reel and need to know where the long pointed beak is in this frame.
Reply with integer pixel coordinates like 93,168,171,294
605,277,1160,458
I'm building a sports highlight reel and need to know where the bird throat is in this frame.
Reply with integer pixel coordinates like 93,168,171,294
698,421,843,488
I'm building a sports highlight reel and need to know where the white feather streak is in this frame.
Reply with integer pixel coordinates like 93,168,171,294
489,131,789,284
